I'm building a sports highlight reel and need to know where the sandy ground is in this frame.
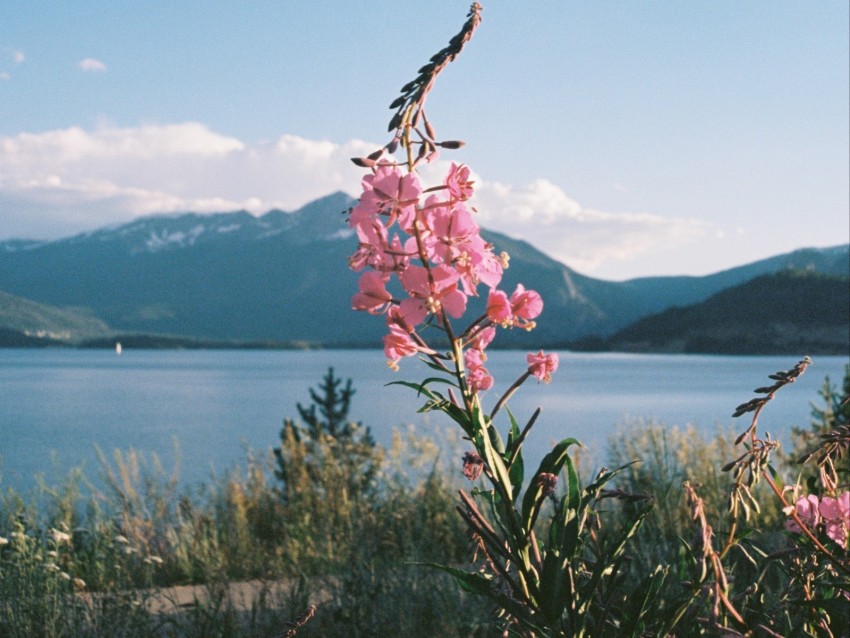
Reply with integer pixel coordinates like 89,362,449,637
76,577,326,635
141,578,297,614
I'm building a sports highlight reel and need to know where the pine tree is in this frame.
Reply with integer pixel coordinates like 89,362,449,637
273,368,379,506
294,367,373,445
789,364,850,490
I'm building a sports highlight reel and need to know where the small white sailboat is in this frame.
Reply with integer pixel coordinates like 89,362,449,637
115,342,122,355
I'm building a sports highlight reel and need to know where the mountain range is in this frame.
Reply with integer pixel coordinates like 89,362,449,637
0,192,847,353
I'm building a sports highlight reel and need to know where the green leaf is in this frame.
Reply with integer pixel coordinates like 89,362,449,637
539,549,574,627
387,379,473,436
504,410,526,502
532,443,583,624
386,377,455,396
416,563,547,634
418,375,459,388
505,408,521,460
560,453,582,557
474,399,513,503
509,447,525,505
619,565,668,637
573,502,652,634
419,357,452,374
387,379,441,398
582,462,636,501
521,438,580,535
536,450,587,624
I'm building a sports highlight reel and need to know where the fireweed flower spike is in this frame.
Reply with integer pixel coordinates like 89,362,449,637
347,151,539,370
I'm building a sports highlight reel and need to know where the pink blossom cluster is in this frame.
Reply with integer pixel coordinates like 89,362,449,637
786,491,850,549
348,161,556,386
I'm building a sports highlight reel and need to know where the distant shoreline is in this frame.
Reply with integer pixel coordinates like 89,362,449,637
2,330,846,357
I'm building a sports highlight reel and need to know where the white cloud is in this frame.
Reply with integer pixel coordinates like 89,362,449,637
470,177,709,272
0,71,9,81
12,50,25,64
0,122,710,275
78,58,107,72
0,123,372,238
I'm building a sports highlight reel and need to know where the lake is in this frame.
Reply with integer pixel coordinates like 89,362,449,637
1,349,847,493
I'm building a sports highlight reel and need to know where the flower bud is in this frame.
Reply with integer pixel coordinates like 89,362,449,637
462,451,484,481
351,157,377,168
537,472,558,497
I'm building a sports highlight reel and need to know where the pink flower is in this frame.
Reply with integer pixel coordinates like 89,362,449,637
464,348,493,393
467,365,493,393
527,350,559,383
425,200,479,265
445,163,474,201
472,246,506,290
382,308,431,369
819,492,850,548
786,494,821,533
485,285,543,329
348,220,388,272
349,164,422,230
510,285,543,326
453,236,504,294
486,289,512,324
351,271,393,314
383,324,418,368
468,326,496,352
464,348,488,372
398,264,467,326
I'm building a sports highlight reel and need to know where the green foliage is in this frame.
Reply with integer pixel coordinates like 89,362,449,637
606,422,783,575
274,368,378,505
271,367,385,573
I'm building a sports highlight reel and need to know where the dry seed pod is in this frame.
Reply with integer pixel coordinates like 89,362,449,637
416,142,429,162
423,114,437,140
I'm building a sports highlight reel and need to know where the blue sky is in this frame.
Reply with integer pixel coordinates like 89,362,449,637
1,1,847,280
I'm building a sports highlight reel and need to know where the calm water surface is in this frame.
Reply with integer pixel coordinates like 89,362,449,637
1,349,847,492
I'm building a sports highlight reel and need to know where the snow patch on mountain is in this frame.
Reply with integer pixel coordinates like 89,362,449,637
143,225,206,251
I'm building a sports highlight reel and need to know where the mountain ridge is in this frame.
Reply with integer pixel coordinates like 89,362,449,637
0,193,846,350
573,270,850,355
